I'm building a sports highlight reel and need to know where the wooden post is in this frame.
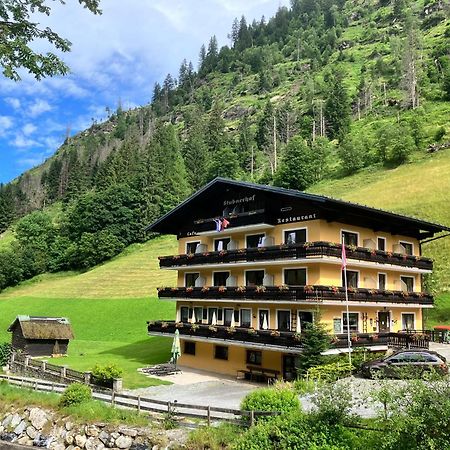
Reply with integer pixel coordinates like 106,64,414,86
250,410,255,427
41,361,47,372
84,371,91,385
167,401,171,415
207,406,211,426
111,391,115,406
137,395,141,413
61,366,67,379
34,381,38,391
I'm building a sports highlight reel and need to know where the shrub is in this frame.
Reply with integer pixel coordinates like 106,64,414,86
60,383,92,407
240,385,300,420
307,361,353,382
296,322,330,375
434,126,446,142
0,342,12,366
92,363,123,383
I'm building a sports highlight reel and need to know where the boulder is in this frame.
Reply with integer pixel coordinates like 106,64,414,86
66,422,74,431
98,431,110,444
29,408,48,430
10,413,22,428
14,420,27,436
2,414,13,428
75,434,87,448
118,429,137,438
85,436,105,450
116,435,133,449
86,425,99,437
26,425,38,439
17,435,33,446
66,434,74,445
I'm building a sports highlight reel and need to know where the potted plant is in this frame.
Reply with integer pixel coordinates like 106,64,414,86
351,333,359,343
187,253,195,259
270,330,280,337
176,322,184,328
293,332,302,342
236,286,246,293
226,327,236,334
201,286,210,293
208,325,218,332
247,328,257,335
304,285,314,294
190,324,199,332
186,287,194,293
330,286,339,294
278,285,289,291
218,286,227,293
161,322,169,329
256,285,266,293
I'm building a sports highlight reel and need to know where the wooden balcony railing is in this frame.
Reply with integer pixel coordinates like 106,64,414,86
157,285,433,305
147,321,430,350
158,241,432,271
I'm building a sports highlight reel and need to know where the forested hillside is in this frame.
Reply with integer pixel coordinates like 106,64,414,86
0,0,449,292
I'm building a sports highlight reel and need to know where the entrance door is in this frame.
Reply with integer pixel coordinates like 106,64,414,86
282,355,299,381
378,311,390,332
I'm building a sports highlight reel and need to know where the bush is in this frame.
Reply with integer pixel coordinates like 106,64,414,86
0,342,12,366
92,363,123,383
240,385,300,420
307,361,353,382
60,383,92,407
434,126,446,142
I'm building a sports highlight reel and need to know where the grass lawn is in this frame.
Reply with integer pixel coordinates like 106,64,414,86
0,235,178,389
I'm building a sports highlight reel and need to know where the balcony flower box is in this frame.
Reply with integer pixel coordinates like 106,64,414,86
247,328,257,335
256,286,266,293
190,324,199,332
186,287,194,293
347,287,357,294
218,286,227,293
236,286,246,293
201,286,210,293
293,332,302,342
175,322,184,328
161,322,169,329
369,334,379,341
270,330,280,337
351,334,359,343
171,287,179,292
278,285,289,291
208,325,218,332
304,285,314,294
219,250,227,257
226,327,236,334
330,286,340,294
187,253,195,259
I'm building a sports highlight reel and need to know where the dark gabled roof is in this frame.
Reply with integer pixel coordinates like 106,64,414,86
146,178,450,239
7,316,74,340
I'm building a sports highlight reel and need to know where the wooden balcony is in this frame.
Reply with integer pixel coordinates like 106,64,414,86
157,285,434,306
147,321,430,350
158,241,433,271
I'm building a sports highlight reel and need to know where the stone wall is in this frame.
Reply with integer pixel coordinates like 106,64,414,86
0,407,186,450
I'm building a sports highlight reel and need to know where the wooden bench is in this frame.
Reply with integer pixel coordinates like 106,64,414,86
237,366,280,383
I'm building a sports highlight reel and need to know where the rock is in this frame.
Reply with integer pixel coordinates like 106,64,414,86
30,408,48,430
66,434,74,445
115,436,133,449
85,425,99,437
17,436,33,445
130,444,148,450
75,434,87,448
10,413,22,428
65,422,74,431
0,426,3,434
50,443,65,450
105,438,116,448
98,431,109,444
111,433,120,440
85,437,105,450
119,429,137,438
0,432,16,442
27,426,38,439
14,420,27,436
2,414,12,428
34,434,53,448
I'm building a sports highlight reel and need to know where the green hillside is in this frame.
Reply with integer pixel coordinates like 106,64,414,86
0,236,177,388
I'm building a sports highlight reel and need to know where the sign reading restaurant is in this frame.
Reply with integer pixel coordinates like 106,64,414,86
276,213,318,224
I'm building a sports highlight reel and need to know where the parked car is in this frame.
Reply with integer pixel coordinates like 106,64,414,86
360,350,448,379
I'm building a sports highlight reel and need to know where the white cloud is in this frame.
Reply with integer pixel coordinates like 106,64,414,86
0,116,13,136
22,123,37,136
11,135,39,148
5,97,21,110
28,99,53,118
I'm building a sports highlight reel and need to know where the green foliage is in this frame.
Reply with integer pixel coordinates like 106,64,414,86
186,423,241,450
338,136,366,175
324,70,350,140
434,126,446,142
240,385,300,419
376,123,415,165
297,322,330,375
60,383,92,407
0,342,12,366
307,361,353,382
91,363,123,382
207,147,240,181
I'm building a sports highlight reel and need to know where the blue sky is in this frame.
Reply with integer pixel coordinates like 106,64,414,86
0,0,289,184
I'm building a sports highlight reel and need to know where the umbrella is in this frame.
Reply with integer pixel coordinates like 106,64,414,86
211,310,217,326
296,318,301,333
170,329,181,367
189,308,196,324
262,313,269,330
230,311,235,328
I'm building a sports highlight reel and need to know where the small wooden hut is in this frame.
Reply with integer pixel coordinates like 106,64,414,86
7,316,74,356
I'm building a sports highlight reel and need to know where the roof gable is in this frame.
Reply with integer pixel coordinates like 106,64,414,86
8,316,74,340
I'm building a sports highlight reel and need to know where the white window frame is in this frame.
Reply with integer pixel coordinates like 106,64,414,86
283,267,308,285
400,275,415,292
212,270,231,287
276,309,291,331
297,310,315,332
282,227,308,244
185,240,201,254
178,305,190,322
399,240,414,256
340,229,360,246
377,272,387,290
341,311,360,333
376,310,391,333
257,308,270,330
244,268,266,286
193,306,203,324
239,308,252,328
343,269,360,288
213,236,231,251
377,236,387,251
245,232,266,248
207,307,219,324
184,271,200,287
401,312,416,330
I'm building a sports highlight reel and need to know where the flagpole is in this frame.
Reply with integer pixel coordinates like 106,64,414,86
342,237,352,367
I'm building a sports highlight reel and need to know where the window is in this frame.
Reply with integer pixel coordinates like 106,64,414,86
246,233,265,248
284,229,307,245
284,268,307,286
208,308,218,325
214,238,230,251
377,237,386,251
378,273,387,290
342,231,358,247
185,273,199,287
343,270,359,288
402,313,415,330
277,310,291,331
186,241,200,254
246,270,265,286
246,350,262,365
194,307,203,324
180,306,189,322
298,311,314,331
240,309,252,328
333,318,342,334
214,345,228,360
259,309,269,329
342,313,359,333
400,276,414,292
399,241,413,256
213,271,229,286
224,308,234,326
184,341,196,355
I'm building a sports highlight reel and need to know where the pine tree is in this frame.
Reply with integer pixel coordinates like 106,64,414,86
207,147,240,181
207,101,226,153
256,100,278,174
237,16,252,51
324,70,350,140
236,116,255,175
198,44,206,73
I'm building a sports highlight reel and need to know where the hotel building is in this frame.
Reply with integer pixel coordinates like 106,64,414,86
147,178,449,380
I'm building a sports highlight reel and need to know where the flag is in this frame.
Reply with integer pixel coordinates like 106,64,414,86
214,218,221,232
341,241,347,270
221,218,230,230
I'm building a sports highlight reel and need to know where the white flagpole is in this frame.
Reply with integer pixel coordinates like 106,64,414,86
342,237,352,367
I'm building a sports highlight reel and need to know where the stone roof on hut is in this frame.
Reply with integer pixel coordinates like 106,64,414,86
7,316,74,340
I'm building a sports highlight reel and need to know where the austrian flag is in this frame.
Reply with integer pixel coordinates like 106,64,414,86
214,217,230,232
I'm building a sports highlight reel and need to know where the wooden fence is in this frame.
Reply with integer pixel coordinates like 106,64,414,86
0,374,278,426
